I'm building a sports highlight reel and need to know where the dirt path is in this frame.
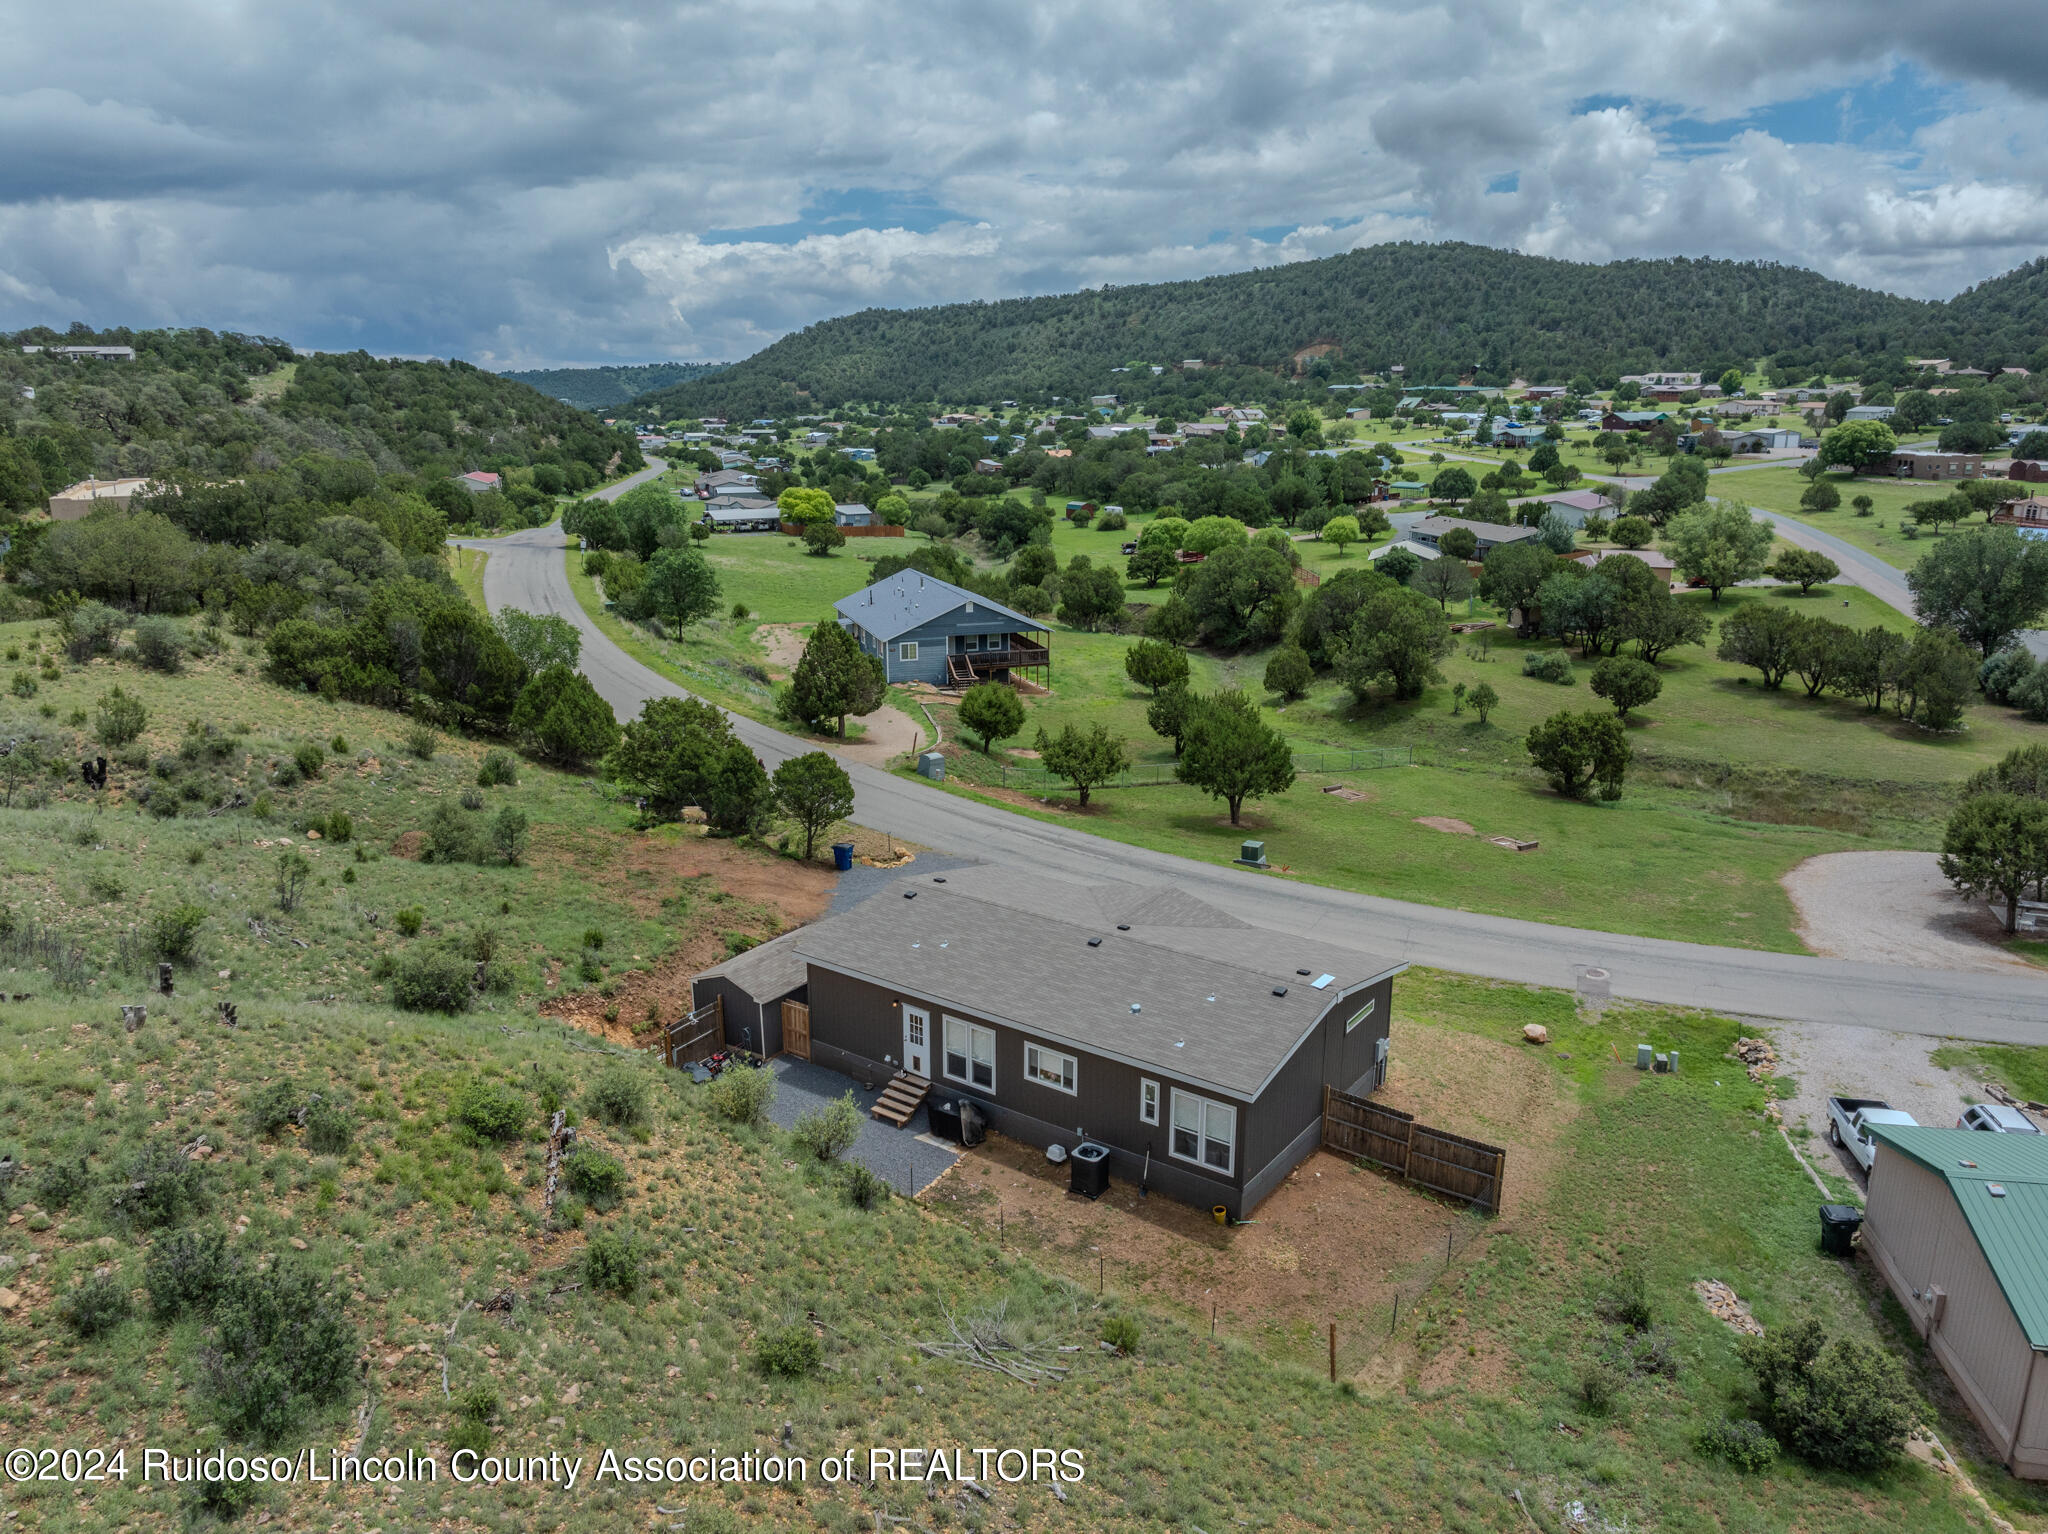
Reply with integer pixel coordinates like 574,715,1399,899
752,622,925,767
1783,850,2034,974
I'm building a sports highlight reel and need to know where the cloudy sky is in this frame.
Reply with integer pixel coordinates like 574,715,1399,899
6,1,2048,369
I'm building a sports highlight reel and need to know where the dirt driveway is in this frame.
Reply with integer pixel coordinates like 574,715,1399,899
1770,1019,1975,1185
1783,850,2033,974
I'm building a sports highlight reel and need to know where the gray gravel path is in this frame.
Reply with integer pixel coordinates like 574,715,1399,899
764,1057,959,1196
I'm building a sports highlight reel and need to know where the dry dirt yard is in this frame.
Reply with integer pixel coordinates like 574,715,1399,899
755,620,925,767
923,1017,1575,1374
1783,850,2033,973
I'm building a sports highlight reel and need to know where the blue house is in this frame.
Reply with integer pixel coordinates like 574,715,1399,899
835,574,1050,688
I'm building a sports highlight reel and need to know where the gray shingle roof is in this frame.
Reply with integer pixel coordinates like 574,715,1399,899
695,926,809,1003
789,867,1400,1099
833,573,1037,643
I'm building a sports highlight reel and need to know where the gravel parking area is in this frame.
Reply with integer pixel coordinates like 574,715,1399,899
764,1056,960,1195
1771,1019,1974,1185
1783,850,2032,974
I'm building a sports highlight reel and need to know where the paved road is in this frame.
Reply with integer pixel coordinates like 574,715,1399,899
457,509,2046,1043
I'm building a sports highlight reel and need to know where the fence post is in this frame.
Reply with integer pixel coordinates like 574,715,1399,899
1328,1322,1336,1383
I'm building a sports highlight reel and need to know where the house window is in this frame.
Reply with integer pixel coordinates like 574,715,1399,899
964,635,981,652
906,1011,925,1048
1345,998,1376,1033
899,642,918,662
1024,1044,1077,1095
943,1016,995,1091
1170,1090,1236,1175
1139,1079,1159,1125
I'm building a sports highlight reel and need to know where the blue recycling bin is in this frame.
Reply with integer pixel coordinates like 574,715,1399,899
831,842,855,871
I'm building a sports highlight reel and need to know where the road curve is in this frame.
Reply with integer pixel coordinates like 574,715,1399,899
456,505,2045,1043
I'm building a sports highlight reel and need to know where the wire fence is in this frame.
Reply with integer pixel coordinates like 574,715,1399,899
951,744,1412,793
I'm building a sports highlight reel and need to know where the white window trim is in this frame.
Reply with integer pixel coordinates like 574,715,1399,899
942,1015,995,1092
1139,1078,1160,1125
1024,1043,1078,1096
1345,997,1377,1034
898,641,918,661
1169,1088,1236,1177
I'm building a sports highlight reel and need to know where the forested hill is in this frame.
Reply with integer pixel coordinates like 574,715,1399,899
633,242,2048,417
501,360,727,411
0,326,641,505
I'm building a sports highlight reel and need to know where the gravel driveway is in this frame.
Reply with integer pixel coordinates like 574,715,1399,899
1783,851,2035,975
1771,1019,1974,1186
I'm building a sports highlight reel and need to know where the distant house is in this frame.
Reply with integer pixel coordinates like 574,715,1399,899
1410,516,1540,554
46,477,157,521
1537,490,1611,527
1089,394,1119,408
1601,411,1669,432
1846,404,1896,422
1493,423,1548,448
1520,385,1567,399
1884,450,1984,481
2008,461,2048,484
1993,498,2048,537
701,496,781,532
1565,547,1677,586
833,502,873,527
699,468,760,495
1367,538,1440,565
1680,427,1802,454
1620,372,1699,391
688,868,1403,1220
454,471,502,493
1862,1125,2048,1479
29,344,137,362
843,446,877,462
835,573,1050,688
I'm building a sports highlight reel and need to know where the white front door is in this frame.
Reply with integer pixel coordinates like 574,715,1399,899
903,1006,930,1079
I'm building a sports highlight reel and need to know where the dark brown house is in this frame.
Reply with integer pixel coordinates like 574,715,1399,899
689,870,1403,1219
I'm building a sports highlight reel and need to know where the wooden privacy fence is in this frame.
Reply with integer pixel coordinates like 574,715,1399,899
1321,1085,1505,1213
778,521,904,538
662,997,722,1066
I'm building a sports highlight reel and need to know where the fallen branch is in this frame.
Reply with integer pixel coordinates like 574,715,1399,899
440,1299,475,1399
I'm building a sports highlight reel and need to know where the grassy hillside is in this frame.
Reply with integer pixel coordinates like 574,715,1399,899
501,362,729,413
631,242,2048,418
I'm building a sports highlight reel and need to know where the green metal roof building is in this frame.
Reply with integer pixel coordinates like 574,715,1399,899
1866,1123,2048,1477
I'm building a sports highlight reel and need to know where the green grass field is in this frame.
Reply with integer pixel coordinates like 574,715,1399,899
1710,466,1986,572
450,546,490,613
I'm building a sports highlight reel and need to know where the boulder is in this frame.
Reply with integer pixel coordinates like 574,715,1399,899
1522,1024,1549,1045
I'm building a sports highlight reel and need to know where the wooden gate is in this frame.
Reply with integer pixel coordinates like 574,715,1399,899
781,999,811,1061
1322,1085,1505,1212
662,996,721,1067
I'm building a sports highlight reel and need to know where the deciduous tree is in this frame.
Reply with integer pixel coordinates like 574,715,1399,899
1032,722,1129,807
772,752,855,859
1525,709,1630,800
1940,794,2048,932
1123,638,1189,695
1906,525,2048,657
1665,504,1774,599
1177,689,1295,826
1589,656,1661,718
1765,547,1840,595
957,681,1025,754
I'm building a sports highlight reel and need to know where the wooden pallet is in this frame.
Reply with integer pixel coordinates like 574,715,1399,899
871,1071,932,1127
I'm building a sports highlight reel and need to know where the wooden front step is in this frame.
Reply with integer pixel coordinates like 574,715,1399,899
871,1071,931,1127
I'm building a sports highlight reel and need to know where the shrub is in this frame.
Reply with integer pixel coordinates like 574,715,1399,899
322,810,353,844
246,1077,303,1137
67,602,125,662
459,786,486,811
1696,1418,1779,1473
198,1263,358,1445
394,905,425,937
490,805,530,865
845,1162,889,1210
582,927,605,950
422,802,487,863
790,1091,864,1162
392,947,475,1013
113,1138,211,1230
274,850,311,913
704,1062,775,1126
148,902,208,963
404,722,438,759
1101,1315,1141,1355
1578,1360,1622,1414
61,1271,133,1338
1739,1319,1916,1471
585,1065,649,1128
582,1228,641,1295
1262,644,1313,702
447,1415,493,1457
563,1146,626,1211
476,749,519,787
1597,1266,1652,1331
1098,510,1127,531
1522,649,1576,684
330,735,349,754
33,1156,91,1210
270,758,301,788
293,743,324,780
146,1226,239,1320
10,670,37,698
303,1096,355,1155
94,686,148,746
453,1076,526,1140
754,1322,823,1377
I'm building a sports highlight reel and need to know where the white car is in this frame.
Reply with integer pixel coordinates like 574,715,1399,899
1958,1103,2042,1134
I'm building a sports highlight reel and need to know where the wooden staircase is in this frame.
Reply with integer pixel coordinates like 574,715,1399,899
871,1071,932,1127
945,653,976,688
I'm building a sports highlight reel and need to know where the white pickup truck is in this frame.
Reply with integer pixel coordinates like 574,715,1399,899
1828,1096,1919,1172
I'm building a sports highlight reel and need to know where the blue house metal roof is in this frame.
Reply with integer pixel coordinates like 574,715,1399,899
833,573,1038,643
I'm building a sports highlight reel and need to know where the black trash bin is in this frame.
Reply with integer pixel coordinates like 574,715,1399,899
927,1098,963,1144
1069,1141,1111,1200
958,1101,986,1148
1819,1203,1863,1256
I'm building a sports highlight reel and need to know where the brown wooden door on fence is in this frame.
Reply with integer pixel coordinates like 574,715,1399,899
781,1000,811,1060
